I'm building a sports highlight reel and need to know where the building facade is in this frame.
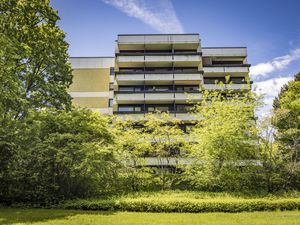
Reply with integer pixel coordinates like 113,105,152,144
69,34,250,121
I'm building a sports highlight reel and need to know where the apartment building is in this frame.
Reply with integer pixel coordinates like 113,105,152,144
69,34,250,124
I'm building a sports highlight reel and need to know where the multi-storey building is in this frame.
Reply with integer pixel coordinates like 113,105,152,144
69,34,250,125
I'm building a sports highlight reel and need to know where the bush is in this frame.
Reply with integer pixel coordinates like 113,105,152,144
59,191,300,213
1,108,118,204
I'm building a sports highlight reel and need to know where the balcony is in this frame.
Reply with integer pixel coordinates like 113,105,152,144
202,47,247,57
115,73,203,85
116,54,201,67
204,83,251,91
115,91,202,104
115,111,197,121
203,64,250,75
117,34,200,51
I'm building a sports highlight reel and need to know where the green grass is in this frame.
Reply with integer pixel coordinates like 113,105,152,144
0,208,299,225
59,190,300,213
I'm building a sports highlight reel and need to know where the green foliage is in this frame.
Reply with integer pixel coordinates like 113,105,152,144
60,191,300,213
1,109,118,204
273,72,300,190
257,117,285,192
112,112,186,191
0,0,72,119
185,88,261,191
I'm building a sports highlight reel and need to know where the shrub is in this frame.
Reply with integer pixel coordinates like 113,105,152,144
59,192,300,213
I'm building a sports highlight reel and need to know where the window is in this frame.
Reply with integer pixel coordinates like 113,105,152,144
231,77,246,84
109,82,114,90
204,78,226,84
175,86,199,92
147,86,170,92
110,67,115,75
176,105,193,112
146,105,170,112
119,106,133,112
119,86,143,92
147,107,155,112
118,105,142,112
109,99,113,107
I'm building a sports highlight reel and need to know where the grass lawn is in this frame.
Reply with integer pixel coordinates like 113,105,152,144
0,208,299,225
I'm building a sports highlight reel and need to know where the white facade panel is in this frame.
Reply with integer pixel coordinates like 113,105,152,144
202,48,247,57
69,57,114,69
69,92,109,97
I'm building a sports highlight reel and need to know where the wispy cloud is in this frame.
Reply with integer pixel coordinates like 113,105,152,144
254,76,293,117
102,0,184,33
250,48,300,79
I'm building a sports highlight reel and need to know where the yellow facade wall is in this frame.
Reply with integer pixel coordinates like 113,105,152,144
68,68,111,110
69,68,110,92
72,97,108,108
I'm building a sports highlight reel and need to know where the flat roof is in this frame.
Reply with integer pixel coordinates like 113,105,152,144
118,33,199,36
69,56,114,58
202,47,247,49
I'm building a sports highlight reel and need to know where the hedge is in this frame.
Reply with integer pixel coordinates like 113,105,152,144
59,198,300,213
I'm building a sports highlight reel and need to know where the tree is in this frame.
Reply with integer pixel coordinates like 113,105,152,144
258,117,284,192
273,72,300,190
1,109,117,204
143,112,186,190
0,0,74,203
112,117,152,191
186,88,261,191
0,0,72,119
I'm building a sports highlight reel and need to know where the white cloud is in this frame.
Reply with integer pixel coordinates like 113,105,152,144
254,76,293,116
250,48,300,78
102,0,184,33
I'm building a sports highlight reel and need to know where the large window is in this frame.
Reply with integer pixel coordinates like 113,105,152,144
146,105,172,112
176,85,199,92
118,105,142,112
146,85,171,92
119,86,143,92
176,105,193,112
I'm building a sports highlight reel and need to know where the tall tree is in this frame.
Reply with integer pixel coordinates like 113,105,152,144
2,109,117,203
112,117,152,191
0,0,72,119
273,72,300,189
143,112,185,190
186,88,261,191
0,0,73,203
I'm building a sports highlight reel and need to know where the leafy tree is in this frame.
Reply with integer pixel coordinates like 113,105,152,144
0,0,72,119
0,0,74,203
1,109,117,204
273,72,300,189
143,112,185,190
186,88,261,191
112,117,152,191
258,117,284,192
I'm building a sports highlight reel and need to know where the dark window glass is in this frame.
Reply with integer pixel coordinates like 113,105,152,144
110,67,115,75
119,106,134,112
109,99,113,107
109,82,114,90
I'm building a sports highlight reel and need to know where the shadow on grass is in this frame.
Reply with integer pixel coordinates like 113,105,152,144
0,208,115,225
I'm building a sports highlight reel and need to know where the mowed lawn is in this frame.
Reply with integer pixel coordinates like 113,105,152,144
0,208,299,225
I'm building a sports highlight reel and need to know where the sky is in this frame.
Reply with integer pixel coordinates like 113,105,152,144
51,0,300,116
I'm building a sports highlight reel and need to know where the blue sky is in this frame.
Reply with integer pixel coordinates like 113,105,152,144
51,0,300,115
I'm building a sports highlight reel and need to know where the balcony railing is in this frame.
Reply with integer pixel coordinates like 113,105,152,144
115,91,202,103
204,64,250,67
116,52,201,56
115,90,200,94
114,111,197,121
